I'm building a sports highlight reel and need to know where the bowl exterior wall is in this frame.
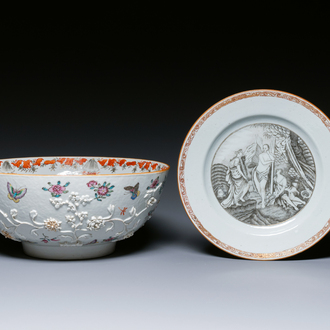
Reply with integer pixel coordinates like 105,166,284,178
0,171,168,247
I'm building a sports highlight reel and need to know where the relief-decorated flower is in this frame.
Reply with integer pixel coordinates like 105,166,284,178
44,217,61,231
147,176,160,190
87,180,98,188
42,181,70,197
87,216,105,230
88,181,115,201
65,215,76,227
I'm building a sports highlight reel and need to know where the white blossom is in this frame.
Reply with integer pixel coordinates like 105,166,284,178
87,216,105,230
44,218,61,231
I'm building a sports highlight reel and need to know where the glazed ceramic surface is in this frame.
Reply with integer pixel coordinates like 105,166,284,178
178,89,330,260
0,156,169,259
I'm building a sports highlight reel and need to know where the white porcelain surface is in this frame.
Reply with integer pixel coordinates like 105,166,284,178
0,156,169,259
178,90,330,260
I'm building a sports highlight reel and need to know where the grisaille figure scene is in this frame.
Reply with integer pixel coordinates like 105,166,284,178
211,124,315,226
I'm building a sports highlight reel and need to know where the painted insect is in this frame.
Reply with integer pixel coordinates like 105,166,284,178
7,182,27,203
119,207,128,215
124,183,140,200
40,234,60,243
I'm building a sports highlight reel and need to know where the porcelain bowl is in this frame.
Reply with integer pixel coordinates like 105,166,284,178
0,156,169,259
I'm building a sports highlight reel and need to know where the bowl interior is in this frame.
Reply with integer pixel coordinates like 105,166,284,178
0,157,169,176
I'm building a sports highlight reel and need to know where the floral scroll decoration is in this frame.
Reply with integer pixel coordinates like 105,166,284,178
42,181,70,197
87,180,115,201
0,179,163,246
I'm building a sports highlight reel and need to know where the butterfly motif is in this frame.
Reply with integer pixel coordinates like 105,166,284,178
7,182,27,203
124,183,140,200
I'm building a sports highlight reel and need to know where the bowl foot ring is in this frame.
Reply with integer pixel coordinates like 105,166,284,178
22,242,117,260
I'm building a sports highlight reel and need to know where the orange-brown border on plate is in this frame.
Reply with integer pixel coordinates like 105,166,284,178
177,89,330,260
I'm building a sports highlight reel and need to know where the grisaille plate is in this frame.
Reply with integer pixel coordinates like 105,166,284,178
178,89,330,260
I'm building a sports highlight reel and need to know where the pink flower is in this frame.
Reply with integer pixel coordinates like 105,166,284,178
150,178,159,188
87,180,98,188
49,184,65,195
97,186,109,196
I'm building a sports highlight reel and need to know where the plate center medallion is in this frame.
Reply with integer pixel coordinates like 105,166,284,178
211,123,315,226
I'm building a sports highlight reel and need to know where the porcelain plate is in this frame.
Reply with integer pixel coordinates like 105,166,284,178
178,90,330,260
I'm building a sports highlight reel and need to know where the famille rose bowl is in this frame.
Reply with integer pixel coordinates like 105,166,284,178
0,156,169,260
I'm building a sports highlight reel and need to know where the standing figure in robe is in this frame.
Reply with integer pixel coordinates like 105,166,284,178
253,144,275,208
221,150,249,208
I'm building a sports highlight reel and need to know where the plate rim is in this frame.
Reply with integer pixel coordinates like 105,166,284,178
177,89,330,260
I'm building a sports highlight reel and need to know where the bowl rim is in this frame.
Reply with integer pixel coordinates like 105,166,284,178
0,156,170,177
